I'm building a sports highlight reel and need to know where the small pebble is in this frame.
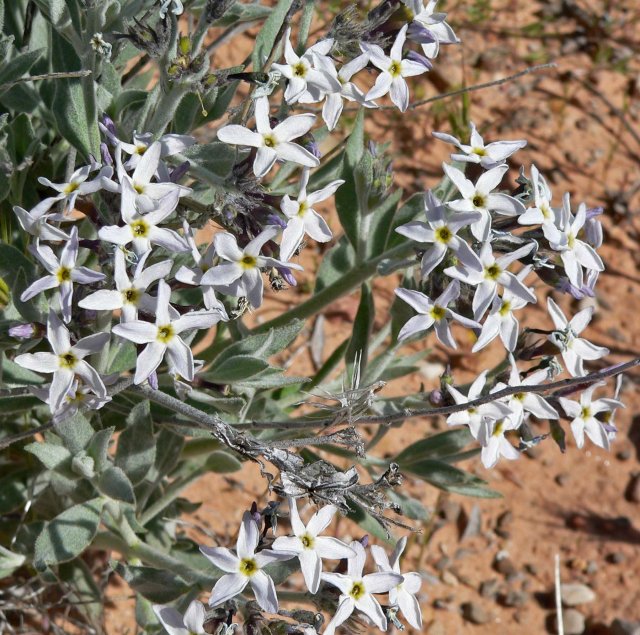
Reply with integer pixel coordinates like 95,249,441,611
606,552,627,565
555,473,570,487
434,555,452,571
550,609,586,634
561,583,596,607
525,563,539,576
625,474,640,503
503,590,530,608
441,570,458,586
495,556,518,576
616,448,632,462
610,618,640,635
461,602,492,625
479,578,501,599
586,561,599,575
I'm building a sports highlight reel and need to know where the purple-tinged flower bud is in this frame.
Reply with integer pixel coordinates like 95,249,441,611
429,389,444,406
407,21,437,45
277,266,297,287
169,161,190,183
148,371,159,390
100,142,113,166
368,140,378,156
101,115,117,136
585,217,603,248
266,214,287,229
299,132,321,159
358,535,369,548
406,50,433,70
9,323,36,339
585,206,604,220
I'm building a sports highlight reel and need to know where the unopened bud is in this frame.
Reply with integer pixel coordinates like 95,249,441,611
9,323,36,339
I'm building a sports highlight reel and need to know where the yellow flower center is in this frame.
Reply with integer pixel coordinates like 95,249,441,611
239,558,258,577
263,134,277,148
57,267,72,283
64,181,80,194
349,581,366,600
293,62,307,77
388,60,402,77
472,147,487,156
130,220,150,237
435,226,452,244
300,533,315,550
156,324,174,344
568,232,576,249
135,145,147,155
240,255,257,270
541,203,552,220
59,352,77,369
492,420,505,437
472,193,487,208
514,392,525,402
430,305,446,321
123,288,140,304
133,183,145,194
484,264,502,280
581,406,591,419
297,201,309,218
499,299,511,316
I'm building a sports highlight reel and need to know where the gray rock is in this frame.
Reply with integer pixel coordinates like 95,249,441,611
625,474,640,503
461,602,492,625
610,619,640,635
479,578,500,599
551,609,586,634
503,590,530,608
561,583,596,607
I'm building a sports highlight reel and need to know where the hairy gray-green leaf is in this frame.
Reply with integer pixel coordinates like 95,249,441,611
0,48,44,91
96,466,135,504
112,562,191,603
205,356,269,383
87,427,114,473
25,442,72,471
115,401,156,485
205,450,242,473
251,0,295,69
52,79,100,161
34,497,105,568
54,412,95,454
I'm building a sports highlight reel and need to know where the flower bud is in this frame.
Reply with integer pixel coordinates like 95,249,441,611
72,453,96,479
9,323,36,339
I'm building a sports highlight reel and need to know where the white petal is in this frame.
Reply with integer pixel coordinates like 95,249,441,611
209,573,248,607
217,125,262,148
199,546,240,573
133,342,166,384
249,570,278,614
254,146,278,178
354,593,386,630
166,337,194,381
274,114,316,142
276,142,319,168
237,511,259,559
14,352,59,374
306,504,337,536
314,536,356,560
299,549,322,593
398,587,423,629
152,605,189,635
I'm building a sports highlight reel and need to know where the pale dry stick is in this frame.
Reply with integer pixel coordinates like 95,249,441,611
555,553,564,635
240,357,640,430
0,70,92,91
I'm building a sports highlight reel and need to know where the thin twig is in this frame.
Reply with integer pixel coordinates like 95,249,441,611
0,70,92,91
240,357,640,430
555,553,564,635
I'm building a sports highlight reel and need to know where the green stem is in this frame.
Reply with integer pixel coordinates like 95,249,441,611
138,464,205,526
252,242,414,333
147,84,187,135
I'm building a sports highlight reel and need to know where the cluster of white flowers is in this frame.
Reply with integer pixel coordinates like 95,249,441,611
154,499,423,634
393,124,620,466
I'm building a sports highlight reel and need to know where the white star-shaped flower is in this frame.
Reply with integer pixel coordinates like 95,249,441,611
559,382,624,450
443,163,525,241
279,169,343,261
13,198,70,242
471,265,534,352
216,96,320,178
20,226,106,323
433,122,526,169
363,24,430,112
112,280,224,384
371,537,423,630
38,163,117,214
492,355,558,427
395,280,480,348
200,227,302,308
152,600,207,635
272,30,339,104
174,222,228,316
403,0,460,58
300,52,375,130
98,180,190,256
271,498,355,594
15,311,108,413
395,189,482,277
31,379,111,424
446,371,513,438
547,297,609,377
79,248,172,322
478,416,521,468
544,194,604,290
322,540,403,635
518,164,557,227
200,511,294,614
159,0,183,19
445,241,536,320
